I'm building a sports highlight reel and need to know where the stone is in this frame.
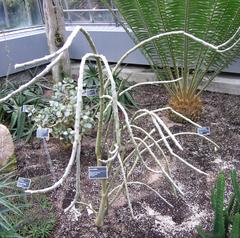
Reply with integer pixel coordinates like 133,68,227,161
0,124,15,167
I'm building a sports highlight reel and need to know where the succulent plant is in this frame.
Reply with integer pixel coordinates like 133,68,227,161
30,77,95,143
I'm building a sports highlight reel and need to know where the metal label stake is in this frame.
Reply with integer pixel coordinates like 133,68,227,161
42,138,57,183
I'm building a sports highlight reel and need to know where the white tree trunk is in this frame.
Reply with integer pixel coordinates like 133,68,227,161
43,0,71,82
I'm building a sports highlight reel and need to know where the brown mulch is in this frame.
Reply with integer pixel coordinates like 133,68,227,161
15,85,240,238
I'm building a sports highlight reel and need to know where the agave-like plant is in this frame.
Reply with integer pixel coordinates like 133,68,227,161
103,0,240,120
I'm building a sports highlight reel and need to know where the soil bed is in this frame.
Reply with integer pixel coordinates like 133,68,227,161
15,85,240,238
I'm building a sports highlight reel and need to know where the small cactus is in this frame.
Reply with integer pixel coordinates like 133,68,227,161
198,170,240,238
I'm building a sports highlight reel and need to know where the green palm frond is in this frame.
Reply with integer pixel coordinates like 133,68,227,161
103,0,240,97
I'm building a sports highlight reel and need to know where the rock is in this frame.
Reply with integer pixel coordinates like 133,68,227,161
0,124,15,167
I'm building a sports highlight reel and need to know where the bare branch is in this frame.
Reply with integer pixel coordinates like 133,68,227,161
119,78,182,96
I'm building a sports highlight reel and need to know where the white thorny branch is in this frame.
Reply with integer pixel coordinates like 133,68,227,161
0,25,236,217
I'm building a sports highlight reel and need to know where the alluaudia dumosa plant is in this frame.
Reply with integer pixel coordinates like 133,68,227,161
0,26,238,227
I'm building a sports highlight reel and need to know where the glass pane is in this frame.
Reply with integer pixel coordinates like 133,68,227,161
0,0,43,31
63,0,117,24
0,1,7,30
66,0,90,9
68,11,91,22
92,11,114,23
89,0,105,9
29,0,42,25
5,0,28,29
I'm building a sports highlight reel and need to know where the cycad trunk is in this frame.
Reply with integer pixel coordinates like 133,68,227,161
169,92,202,122
43,0,71,82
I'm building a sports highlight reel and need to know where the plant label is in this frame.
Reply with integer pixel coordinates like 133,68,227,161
197,127,210,136
17,177,31,189
83,88,98,97
86,88,98,97
36,128,50,140
82,90,87,96
21,105,34,113
89,166,108,180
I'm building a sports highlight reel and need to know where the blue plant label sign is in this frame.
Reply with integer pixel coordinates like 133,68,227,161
83,88,98,97
36,128,50,139
17,177,31,189
87,88,98,97
89,166,108,180
197,127,210,136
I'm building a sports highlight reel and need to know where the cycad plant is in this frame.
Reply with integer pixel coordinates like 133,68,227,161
103,0,240,120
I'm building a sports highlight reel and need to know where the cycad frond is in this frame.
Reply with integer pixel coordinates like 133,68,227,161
105,0,240,95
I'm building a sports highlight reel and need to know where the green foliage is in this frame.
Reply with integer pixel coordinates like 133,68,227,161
104,0,240,116
30,77,95,143
5,0,22,8
83,62,138,122
3,0,35,29
31,63,137,143
83,62,100,88
231,213,240,238
211,172,225,236
0,81,45,140
0,155,17,174
27,219,56,238
16,195,56,238
198,170,240,238
0,170,23,238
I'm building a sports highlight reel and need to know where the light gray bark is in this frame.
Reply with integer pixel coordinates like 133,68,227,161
43,0,71,82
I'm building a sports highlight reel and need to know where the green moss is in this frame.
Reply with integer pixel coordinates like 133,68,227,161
0,154,17,174
55,32,64,48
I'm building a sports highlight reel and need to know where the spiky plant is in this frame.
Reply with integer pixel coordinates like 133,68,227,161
103,0,240,120
198,170,240,238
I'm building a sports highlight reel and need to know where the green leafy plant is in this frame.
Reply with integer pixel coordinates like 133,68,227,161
108,71,138,109
16,195,56,238
83,62,138,122
103,0,240,120
83,62,100,88
198,170,240,238
30,77,95,144
0,168,24,238
84,62,138,109
27,219,56,238
31,63,137,143
0,81,45,140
